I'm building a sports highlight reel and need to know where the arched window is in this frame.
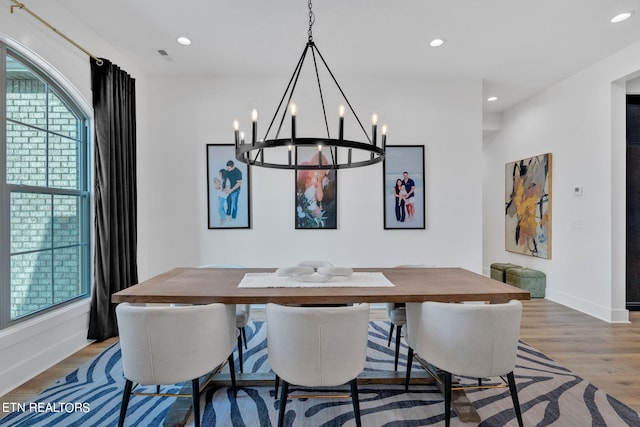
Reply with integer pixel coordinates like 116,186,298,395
1,43,90,327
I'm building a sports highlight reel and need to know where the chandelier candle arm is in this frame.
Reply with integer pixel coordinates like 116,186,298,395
339,104,345,141
372,113,378,147
233,120,240,148
251,109,258,145
382,125,387,150
291,103,297,142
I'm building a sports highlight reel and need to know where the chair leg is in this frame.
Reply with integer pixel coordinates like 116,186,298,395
405,347,414,391
228,354,237,397
237,334,244,373
192,378,201,427
156,385,161,394
350,379,362,427
507,372,524,427
394,324,402,371
444,372,452,427
387,323,395,347
274,374,280,397
242,326,248,349
277,380,289,427
118,379,133,427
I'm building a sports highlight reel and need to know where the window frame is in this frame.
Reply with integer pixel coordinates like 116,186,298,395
0,43,91,328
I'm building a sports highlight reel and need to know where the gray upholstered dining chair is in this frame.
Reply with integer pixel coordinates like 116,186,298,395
116,302,237,427
404,300,524,427
266,303,370,427
200,264,251,373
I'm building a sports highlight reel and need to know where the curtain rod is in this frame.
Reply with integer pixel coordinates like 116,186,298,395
9,0,103,66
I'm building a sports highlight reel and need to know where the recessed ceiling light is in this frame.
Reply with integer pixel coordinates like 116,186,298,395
487,96,498,102
429,38,445,47
177,36,192,46
611,11,634,23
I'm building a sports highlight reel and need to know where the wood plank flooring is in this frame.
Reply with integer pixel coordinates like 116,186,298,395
1,299,639,420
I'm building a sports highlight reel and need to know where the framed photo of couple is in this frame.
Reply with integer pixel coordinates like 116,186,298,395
206,144,251,229
383,145,425,230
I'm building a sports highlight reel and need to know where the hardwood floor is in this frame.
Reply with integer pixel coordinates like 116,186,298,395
1,299,639,420
519,299,640,412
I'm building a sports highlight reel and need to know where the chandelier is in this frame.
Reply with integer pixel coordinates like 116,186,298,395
234,0,386,170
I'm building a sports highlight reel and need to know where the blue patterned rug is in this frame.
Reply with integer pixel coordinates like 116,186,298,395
1,321,639,426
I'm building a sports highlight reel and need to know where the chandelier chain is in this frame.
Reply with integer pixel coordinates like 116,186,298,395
307,0,315,41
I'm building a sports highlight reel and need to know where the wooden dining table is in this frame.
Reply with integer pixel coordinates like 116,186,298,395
111,266,530,425
111,266,530,305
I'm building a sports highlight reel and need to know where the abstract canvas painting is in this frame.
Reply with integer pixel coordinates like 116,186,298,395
505,153,552,258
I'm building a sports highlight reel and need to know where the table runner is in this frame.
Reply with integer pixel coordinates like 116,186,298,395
237,272,395,288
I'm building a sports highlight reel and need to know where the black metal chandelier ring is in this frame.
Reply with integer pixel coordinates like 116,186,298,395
236,137,385,170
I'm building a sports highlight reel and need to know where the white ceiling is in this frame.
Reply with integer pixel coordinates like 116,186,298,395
28,0,640,112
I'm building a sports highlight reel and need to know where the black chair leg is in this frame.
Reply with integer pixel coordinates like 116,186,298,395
242,326,248,349
274,374,280,397
350,379,362,427
394,324,402,371
277,380,289,427
228,354,237,397
118,379,133,427
405,347,414,391
387,323,395,347
444,372,452,427
192,378,201,427
478,378,482,387
507,372,524,427
237,334,244,373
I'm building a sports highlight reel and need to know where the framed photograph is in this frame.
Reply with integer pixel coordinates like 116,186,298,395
383,145,425,229
505,153,552,258
295,146,337,229
206,144,251,229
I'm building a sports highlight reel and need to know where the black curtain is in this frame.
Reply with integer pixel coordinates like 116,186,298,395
87,58,138,341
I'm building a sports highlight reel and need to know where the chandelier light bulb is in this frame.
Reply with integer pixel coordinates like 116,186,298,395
339,104,346,117
251,109,258,122
372,113,378,125
290,103,297,116
233,120,239,131
382,125,388,135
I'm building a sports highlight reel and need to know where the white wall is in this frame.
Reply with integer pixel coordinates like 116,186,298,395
138,76,484,278
0,2,485,395
483,40,640,323
0,4,148,396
